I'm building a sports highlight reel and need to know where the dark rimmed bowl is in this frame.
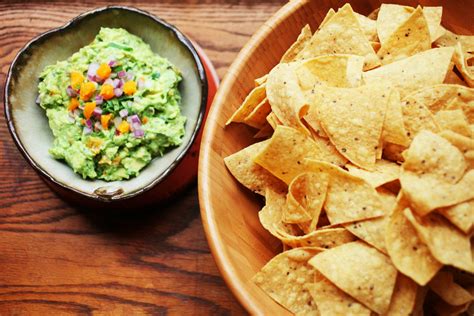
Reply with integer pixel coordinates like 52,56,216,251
4,6,207,203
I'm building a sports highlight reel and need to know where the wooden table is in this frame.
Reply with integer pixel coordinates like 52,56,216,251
0,1,285,314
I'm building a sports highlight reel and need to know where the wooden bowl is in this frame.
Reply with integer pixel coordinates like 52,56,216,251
198,0,473,314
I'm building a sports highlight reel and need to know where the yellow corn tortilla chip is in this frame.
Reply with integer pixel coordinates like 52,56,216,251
318,8,335,29
355,12,378,42
404,84,474,123
385,195,442,286
309,132,348,167
280,24,312,63
224,140,286,195
296,54,364,90
284,172,326,225
437,200,474,234
266,63,309,134
252,247,323,314
254,74,268,87
434,109,472,137
346,159,401,188
439,129,474,154
385,274,418,316
243,97,271,129
308,241,397,314
402,96,440,141
312,85,389,170
259,189,300,239
296,4,380,70
377,7,431,65
255,126,348,184
382,89,410,146
226,84,266,125
404,208,473,273
305,160,385,225
266,112,282,130
363,47,454,99
307,270,372,316
429,271,473,306
276,227,356,249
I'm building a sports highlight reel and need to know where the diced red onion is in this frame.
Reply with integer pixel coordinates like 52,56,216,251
115,129,120,136
119,109,128,118
85,119,93,129
67,116,76,123
113,117,122,128
92,107,102,118
113,79,121,88
103,78,114,86
114,88,123,97
73,109,80,116
66,85,77,97
95,95,103,105
124,71,134,81
94,121,103,131
108,60,117,67
117,70,126,78
132,122,141,131
130,114,141,124
87,63,99,77
133,128,144,138
84,126,92,135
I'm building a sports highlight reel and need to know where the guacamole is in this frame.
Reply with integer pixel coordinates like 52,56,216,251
38,28,186,181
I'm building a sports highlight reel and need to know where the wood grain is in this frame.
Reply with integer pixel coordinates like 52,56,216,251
0,0,286,314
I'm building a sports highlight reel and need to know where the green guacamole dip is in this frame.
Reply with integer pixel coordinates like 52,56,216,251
38,28,186,181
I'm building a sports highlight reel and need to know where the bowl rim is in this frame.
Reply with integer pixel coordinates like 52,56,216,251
4,5,208,202
198,0,307,314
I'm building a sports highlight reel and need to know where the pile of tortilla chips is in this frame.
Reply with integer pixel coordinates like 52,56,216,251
224,3,474,315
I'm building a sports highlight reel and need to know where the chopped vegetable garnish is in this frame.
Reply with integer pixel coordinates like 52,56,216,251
83,101,96,120
123,81,137,95
101,114,113,130
97,63,112,80
80,82,96,101
70,71,84,89
117,120,130,134
68,98,80,111
100,84,115,100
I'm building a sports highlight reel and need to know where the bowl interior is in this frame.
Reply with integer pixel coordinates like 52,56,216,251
198,0,473,314
6,7,205,200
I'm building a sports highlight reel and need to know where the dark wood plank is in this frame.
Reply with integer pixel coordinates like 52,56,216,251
0,1,286,314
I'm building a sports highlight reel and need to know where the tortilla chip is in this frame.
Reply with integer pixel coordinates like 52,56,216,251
305,160,385,225
385,274,419,316
254,74,268,87
312,85,389,170
308,132,348,167
363,47,454,98
266,112,282,130
346,159,401,188
224,140,286,195
355,12,378,42
404,208,473,273
432,299,470,316
377,7,431,65
266,63,309,134
439,130,474,154
296,55,364,90
318,8,335,29
434,109,472,137
307,270,372,316
243,97,272,129
308,241,397,314
444,69,467,85
382,89,410,146
385,195,442,286
404,84,474,123
297,4,380,70
281,24,312,63
276,227,356,249
259,189,299,239
252,247,323,314
253,123,273,139
411,286,429,316
429,271,473,306
437,200,474,234
255,126,350,184
226,84,266,125
402,96,440,141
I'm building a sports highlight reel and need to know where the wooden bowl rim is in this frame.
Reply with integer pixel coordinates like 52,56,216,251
198,0,309,314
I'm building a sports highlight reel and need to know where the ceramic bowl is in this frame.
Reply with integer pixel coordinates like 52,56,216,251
5,6,207,202
198,0,472,314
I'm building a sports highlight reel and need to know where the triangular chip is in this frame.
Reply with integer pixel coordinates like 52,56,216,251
385,195,442,286
296,4,380,70
254,74,268,87
255,126,347,184
402,96,440,141
309,241,397,314
319,8,335,29
311,85,389,170
309,132,348,167
429,271,473,306
363,47,454,98
437,200,474,234
259,189,299,239
266,63,309,134
266,112,282,130
404,208,473,273
243,97,271,129
252,247,323,314
346,159,401,188
385,274,418,316
305,160,385,225
295,54,364,90
226,84,266,125
224,140,286,195
280,24,312,63
275,227,356,249
355,12,378,42
382,89,410,146
377,7,431,65
307,270,372,316
434,109,472,137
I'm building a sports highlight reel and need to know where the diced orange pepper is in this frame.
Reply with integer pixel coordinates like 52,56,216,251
100,84,115,100
70,71,84,89
123,81,137,96
81,119,86,125
80,82,96,101
142,116,148,124
96,63,112,80
83,101,96,120
101,114,113,130
68,98,80,111
117,120,130,134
